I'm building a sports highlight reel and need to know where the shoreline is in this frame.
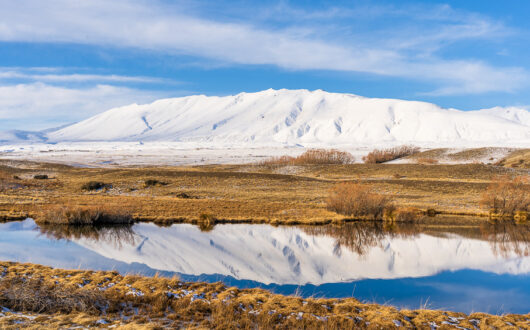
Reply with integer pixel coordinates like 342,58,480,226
1,261,529,329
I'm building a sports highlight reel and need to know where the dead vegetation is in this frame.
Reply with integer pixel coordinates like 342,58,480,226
0,276,105,314
363,145,420,164
1,261,529,329
326,182,393,220
39,205,134,225
496,149,530,168
480,175,530,220
260,149,355,166
1,159,529,225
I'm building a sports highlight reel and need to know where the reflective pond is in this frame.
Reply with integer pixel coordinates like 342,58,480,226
1,219,529,314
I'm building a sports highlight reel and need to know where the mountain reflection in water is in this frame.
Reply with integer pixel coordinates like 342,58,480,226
1,219,529,314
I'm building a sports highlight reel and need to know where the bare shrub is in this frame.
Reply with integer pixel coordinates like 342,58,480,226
39,206,133,225
363,145,420,164
260,149,355,166
326,182,393,219
480,176,530,217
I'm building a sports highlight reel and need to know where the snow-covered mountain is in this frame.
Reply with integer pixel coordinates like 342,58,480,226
42,89,529,147
75,223,530,285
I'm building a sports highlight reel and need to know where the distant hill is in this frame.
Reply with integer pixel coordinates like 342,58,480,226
7,89,530,147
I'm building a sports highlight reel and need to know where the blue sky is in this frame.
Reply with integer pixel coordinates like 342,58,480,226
1,0,530,130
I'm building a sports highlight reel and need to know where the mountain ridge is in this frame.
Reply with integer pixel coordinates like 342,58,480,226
5,89,530,147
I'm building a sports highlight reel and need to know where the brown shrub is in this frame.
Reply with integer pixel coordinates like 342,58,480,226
81,181,111,191
39,205,134,225
363,145,420,164
480,175,530,217
261,149,355,166
326,182,393,220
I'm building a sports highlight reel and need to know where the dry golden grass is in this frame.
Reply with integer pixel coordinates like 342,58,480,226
496,149,530,168
1,159,529,225
1,261,529,329
260,148,355,166
363,145,420,164
416,157,439,165
39,205,133,225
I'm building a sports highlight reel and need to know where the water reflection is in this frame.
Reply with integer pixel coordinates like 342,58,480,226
38,224,138,249
480,222,530,258
303,222,419,257
1,219,529,314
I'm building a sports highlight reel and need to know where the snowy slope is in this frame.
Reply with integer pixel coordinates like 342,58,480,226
0,130,47,143
46,89,530,146
75,223,530,285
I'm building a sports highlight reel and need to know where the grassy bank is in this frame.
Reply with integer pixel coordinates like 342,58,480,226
1,261,528,329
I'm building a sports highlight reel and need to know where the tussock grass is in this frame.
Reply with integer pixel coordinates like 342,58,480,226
326,182,393,220
2,261,529,329
39,205,133,225
260,149,355,166
363,145,420,164
0,276,105,314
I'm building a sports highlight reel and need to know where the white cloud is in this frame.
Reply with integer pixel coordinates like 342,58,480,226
0,70,165,84
0,0,526,95
0,83,167,130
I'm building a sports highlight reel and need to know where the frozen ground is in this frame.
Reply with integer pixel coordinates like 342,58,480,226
0,142,520,167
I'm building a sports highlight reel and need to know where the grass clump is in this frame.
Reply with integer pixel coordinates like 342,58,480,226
39,206,133,225
480,175,530,219
261,149,355,166
33,174,48,180
363,145,420,164
144,179,168,188
0,276,105,314
81,181,110,191
326,182,393,220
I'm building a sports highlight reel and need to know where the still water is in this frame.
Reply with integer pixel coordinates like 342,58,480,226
1,219,529,314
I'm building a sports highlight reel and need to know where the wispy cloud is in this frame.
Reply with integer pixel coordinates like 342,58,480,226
0,0,526,96
0,69,165,84
0,83,169,130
